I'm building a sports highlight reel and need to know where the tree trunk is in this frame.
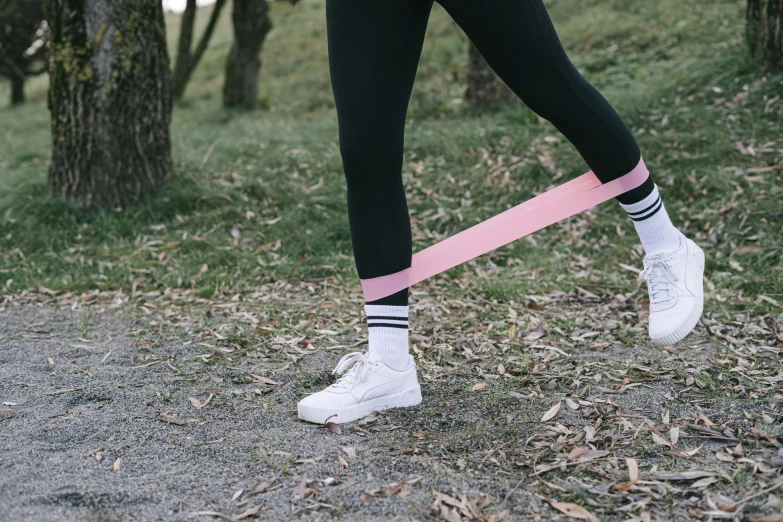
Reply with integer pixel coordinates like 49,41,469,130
45,0,173,208
172,0,227,99
747,0,783,69
10,74,24,105
172,0,197,99
223,0,271,110
465,43,515,105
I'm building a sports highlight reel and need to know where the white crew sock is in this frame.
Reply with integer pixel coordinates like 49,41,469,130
619,184,681,255
365,304,409,371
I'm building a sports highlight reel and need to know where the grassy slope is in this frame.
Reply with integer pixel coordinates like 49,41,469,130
0,0,781,316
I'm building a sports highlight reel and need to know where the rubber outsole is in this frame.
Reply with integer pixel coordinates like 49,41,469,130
650,245,705,346
298,385,422,425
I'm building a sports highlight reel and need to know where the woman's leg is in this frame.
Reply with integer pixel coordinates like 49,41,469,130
437,0,679,248
326,0,432,373
438,0,649,196
438,0,704,345
298,0,432,425
328,0,432,307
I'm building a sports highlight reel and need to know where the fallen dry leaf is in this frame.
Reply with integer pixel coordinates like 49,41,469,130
249,374,279,385
651,431,672,447
647,470,715,481
50,387,85,396
627,458,639,481
568,448,609,463
526,323,545,340
549,501,597,521
439,505,461,522
292,477,307,501
233,503,262,520
487,510,509,522
614,458,639,491
188,393,213,410
250,478,275,496
157,414,186,425
691,476,719,489
191,510,232,521
541,401,561,422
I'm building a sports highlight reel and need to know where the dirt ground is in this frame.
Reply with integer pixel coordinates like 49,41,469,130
2,282,782,521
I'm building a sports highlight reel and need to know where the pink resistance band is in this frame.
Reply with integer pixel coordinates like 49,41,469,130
360,157,650,301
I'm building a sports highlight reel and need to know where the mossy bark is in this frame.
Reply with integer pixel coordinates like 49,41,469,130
45,0,172,208
465,43,515,105
747,0,783,69
223,0,271,110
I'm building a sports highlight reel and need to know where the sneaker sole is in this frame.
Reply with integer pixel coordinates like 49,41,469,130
297,385,422,425
650,246,705,346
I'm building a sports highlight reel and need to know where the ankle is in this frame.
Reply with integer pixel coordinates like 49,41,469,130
619,184,681,255
365,304,409,371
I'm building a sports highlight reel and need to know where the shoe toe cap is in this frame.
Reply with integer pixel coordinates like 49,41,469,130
297,393,319,409
649,320,680,340
649,296,700,342
297,390,355,410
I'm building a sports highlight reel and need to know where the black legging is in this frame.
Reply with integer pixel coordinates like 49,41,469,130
327,0,654,306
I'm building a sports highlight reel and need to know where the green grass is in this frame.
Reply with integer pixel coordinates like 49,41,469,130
0,0,781,316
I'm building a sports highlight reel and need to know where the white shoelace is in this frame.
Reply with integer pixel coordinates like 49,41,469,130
330,352,378,391
640,254,678,309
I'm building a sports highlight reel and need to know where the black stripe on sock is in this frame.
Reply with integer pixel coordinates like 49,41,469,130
367,323,409,329
630,199,663,222
626,196,660,217
366,315,409,322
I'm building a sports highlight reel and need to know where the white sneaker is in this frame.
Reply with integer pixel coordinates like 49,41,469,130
297,351,422,425
640,233,705,346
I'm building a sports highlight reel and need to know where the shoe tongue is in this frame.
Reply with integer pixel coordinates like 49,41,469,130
366,351,385,364
646,235,685,260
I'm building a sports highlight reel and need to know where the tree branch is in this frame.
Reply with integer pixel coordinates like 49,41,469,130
174,0,197,66
0,54,28,81
191,0,227,67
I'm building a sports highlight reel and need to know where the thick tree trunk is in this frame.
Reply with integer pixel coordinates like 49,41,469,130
223,0,271,110
10,74,24,105
747,0,783,69
45,0,172,208
172,0,226,99
465,43,515,105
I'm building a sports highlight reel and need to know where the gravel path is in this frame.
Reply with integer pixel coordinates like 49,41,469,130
0,306,534,522
2,301,780,522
